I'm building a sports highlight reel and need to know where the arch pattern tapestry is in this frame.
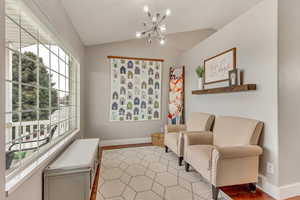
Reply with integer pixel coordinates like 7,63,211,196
109,57,162,121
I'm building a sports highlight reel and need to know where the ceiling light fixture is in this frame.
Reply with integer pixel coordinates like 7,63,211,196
136,5,171,45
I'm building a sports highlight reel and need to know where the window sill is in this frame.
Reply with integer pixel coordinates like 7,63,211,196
5,129,80,196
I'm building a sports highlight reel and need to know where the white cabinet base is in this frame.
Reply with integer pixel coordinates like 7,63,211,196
44,139,99,200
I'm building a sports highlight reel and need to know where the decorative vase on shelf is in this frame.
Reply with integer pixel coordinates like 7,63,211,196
196,65,204,90
198,78,203,90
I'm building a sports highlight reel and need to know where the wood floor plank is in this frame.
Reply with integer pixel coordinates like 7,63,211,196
101,143,153,150
287,196,300,200
90,148,102,200
221,184,274,200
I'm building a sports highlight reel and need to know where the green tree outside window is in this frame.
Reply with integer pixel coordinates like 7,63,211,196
12,51,58,122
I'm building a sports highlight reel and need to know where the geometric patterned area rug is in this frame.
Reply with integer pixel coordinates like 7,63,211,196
97,146,231,200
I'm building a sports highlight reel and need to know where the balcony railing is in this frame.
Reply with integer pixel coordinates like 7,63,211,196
5,118,70,170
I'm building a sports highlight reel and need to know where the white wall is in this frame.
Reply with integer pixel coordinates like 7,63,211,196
4,1,85,200
278,0,300,188
83,30,214,142
84,41,183,141
179,0,279,188
1,0,6,199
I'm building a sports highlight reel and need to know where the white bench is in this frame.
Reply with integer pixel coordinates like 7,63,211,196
44,138,99,200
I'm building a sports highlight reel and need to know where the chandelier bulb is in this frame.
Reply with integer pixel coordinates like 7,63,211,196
166,9,171,16
143,5,149,13
136,32,141,38
160,25,166,32
160,39,165,45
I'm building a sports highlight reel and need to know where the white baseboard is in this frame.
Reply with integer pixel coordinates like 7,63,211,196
258,175,280,199
99,137,151,147
258,175,300,200
279,182,300,199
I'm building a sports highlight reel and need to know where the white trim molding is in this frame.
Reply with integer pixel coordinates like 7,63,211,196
99,137,151,147
258,175,280,199
279,182,300,200
258,175,300,200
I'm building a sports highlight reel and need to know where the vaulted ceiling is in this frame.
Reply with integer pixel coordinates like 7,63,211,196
60,0,262,46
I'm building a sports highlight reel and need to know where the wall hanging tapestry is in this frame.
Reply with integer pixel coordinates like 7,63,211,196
108,56,163,121
204,48,236,85
168,66,185,124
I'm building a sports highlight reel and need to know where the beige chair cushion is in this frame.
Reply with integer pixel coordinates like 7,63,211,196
213,116,263,147
186,112,215,131
186,145,213,180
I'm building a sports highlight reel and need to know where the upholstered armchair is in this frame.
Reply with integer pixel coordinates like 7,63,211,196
164,112,215,166
184,116,264,200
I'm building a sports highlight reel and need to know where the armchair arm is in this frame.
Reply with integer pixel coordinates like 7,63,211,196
216,145,263,159
184,131,213,146
164,124,186,134
211,145,263,186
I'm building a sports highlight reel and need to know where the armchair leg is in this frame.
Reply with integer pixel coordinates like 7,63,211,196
212,185,219,200
165,146,168,153
249,183,256,193
185,162,190,172
178,156,183,166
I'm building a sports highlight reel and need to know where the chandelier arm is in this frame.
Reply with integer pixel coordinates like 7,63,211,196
141,27,155,35
156,30,164,39
147,11,152,20
159,15,167,24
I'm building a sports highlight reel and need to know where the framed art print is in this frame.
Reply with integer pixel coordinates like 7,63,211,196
204,48,236,85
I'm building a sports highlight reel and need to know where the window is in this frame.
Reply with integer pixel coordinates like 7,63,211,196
5,0,79,178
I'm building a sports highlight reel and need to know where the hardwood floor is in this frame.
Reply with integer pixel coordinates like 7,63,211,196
287,196,300,200
221,184,274,200
90,143,297,200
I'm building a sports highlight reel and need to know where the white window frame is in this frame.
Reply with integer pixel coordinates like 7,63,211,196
4,0,81,194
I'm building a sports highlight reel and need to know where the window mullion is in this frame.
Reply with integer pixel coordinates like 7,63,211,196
74,61,78,130
17,12,22,169
57,49,61,136
37,30,40,154
49,43,52,143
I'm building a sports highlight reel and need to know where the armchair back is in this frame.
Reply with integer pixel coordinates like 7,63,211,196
213,116,264,147
186,112,215,132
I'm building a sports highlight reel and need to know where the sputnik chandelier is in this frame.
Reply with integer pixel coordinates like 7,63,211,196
136,5,171,45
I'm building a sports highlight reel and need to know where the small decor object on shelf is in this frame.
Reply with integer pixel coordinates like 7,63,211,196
229,69,238,87
196,65,204,90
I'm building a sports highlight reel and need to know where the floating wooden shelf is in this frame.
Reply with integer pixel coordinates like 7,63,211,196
192,84,257,95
